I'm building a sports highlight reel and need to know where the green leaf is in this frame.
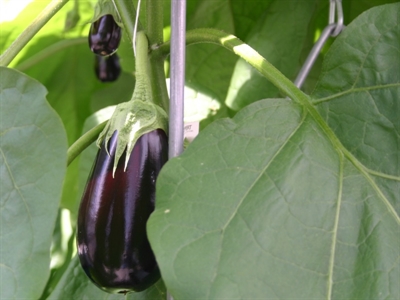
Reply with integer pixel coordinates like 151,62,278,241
225,0,320,111
0,67,68,299
312,3,399,190
90,0,122,25
185,0,272,103
342,0,400,22
48,255,166,299
148,4,399,298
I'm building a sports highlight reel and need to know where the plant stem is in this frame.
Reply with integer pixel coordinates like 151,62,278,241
0,0,70,67
113,0,139,43
149,53,170,112
67,121,107,166
146,0,170,113
113,0,168,112
146,0,164,46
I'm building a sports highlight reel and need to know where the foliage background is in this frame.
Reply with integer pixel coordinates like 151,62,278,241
0,0,398,299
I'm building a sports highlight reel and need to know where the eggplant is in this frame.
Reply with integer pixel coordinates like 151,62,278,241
94,54,121,82
77,129,168,294
89,14,121,56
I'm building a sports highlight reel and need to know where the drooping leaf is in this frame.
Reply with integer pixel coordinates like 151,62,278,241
148,4,399,298
0,67,68,299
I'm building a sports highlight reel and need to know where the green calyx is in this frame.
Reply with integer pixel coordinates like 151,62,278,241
90,0,122,26
97,31,168,174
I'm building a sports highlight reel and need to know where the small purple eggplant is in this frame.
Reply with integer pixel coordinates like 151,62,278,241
89,14,121,56
94,54,121,82
77,129,168,293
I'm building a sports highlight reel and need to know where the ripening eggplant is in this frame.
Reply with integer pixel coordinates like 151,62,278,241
89,14,121,56
94,53,121,82
77,129,168,294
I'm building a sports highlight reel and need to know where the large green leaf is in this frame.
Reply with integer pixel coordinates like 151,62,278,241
0,67,68,299
312,3,399,210
148,4,399,298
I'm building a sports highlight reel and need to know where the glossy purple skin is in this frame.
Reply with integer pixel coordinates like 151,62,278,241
77,130,168,293
94,54,121,82
89,14,121,56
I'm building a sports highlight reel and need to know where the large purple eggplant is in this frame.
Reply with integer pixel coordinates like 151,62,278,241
77,129,168,293
89,14,121,56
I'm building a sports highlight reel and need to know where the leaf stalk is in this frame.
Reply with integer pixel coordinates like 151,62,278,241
67,121,107,166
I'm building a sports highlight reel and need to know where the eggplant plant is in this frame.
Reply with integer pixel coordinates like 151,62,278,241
0,0,399,299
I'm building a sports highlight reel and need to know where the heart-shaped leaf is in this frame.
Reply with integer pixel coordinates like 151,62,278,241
148,4,399,298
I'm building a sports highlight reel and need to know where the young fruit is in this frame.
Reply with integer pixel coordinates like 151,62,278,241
77,129,168,294
94,54,121,82
89,14,121,56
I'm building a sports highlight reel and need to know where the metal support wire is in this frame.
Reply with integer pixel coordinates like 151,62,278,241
169,0,187,159
293,0,345,88
293,23,336,88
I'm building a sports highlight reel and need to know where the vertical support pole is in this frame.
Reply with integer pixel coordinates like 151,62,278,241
169,0,186,159
167,1,186,299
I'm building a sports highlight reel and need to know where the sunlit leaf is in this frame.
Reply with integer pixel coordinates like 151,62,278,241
0,67,67,299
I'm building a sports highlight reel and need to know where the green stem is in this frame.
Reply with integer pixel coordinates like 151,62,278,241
156,28,306,104
15,38,86,71
130,31,168,111
146,0,164,46
149,53,170,113
0,0,70,67
146,0,169,112
131,31,152,101
113,0,139,43
67,121,107,166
